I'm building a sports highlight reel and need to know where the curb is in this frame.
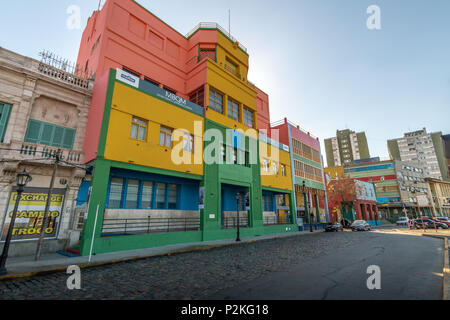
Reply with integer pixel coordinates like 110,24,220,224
422,234,449,300
0,230,324,282
443,237,449,301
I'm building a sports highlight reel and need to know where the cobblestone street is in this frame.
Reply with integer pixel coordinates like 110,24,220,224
0,230,444,300
0,232,357,300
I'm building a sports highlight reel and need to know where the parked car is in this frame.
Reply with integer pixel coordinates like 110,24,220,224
351,220,371,231
412,218,449,230
325,222,344,232
396,217,410,226
434,217,450,227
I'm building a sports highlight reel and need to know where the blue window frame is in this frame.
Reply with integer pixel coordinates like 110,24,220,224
141,181,154,209
263,195,273,212
125,179,139,209
108,178,124,209
107,177,179,210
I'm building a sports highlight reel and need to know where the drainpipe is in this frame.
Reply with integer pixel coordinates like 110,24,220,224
287,123,299,226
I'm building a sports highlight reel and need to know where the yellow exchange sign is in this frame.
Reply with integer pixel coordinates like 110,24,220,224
1,189,65,242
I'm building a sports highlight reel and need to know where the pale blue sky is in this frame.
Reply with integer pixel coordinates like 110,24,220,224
1,0,449,166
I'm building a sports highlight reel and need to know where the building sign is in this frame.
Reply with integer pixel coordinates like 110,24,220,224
1,188,65,242
116,69,140,88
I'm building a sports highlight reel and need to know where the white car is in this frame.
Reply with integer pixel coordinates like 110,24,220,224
396,217,409,226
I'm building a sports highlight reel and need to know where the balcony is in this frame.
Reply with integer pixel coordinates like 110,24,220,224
224,63,241,79
2,141,84,165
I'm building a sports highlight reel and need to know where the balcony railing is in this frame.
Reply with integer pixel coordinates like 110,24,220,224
224,63,241,79
221,217,249,229
263,215,293,226
186,23,248,53
37,62,92,90
11,142,84,164
101,217,201,236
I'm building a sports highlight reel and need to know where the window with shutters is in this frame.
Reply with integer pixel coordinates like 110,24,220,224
24,119,76,149
0,103,12,142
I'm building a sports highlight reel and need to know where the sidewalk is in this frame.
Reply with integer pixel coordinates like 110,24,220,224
0,229,324,280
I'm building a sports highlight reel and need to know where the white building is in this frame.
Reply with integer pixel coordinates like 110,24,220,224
0,47,93,257
388,128,445,181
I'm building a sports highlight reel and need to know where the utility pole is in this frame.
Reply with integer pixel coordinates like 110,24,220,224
35,152,61,261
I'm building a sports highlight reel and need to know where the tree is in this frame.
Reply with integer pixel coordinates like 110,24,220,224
327,179,357,223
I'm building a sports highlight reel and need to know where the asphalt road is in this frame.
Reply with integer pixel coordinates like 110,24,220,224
210,231,444,300
0,230,444,300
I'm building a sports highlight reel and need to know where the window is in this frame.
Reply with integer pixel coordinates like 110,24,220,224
225,57,240,78
209,88,223,113
243,107,254,128
24,119,76,149
144,77,159,87
108,178,123,209
164,86,176,95
221,145,226,163
263,159,270,172
273,161,279,174
227,98,239,121
231,147,238,164
189,87,204,107
131,117,147,141
263,195,273,212
125,179,139,209
281,164,286,176
168,184,177,209
141,181,153,209
156,183,166,209
183,133,194,153
159,126,173,147
199,49,216,62
0,103,12,142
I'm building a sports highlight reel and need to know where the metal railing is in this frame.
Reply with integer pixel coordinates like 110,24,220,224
221,217,249,229
101,217,201,236
17,142,83,164
185,22,248,53
224,63,241,79
263,215,293,226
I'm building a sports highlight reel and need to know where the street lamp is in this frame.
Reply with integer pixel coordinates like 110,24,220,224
301,181,313,233
0,169,32,275
235,192,242,242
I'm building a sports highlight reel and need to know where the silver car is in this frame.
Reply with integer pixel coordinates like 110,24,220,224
351,220,371,231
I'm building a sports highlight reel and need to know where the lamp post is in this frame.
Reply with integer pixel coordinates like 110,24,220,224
235,192,241,242
0,169,32,275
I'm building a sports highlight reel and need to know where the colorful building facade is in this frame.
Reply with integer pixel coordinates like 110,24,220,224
271,119,329,230
76,0,299,255
327,179,378,226
343,160,401,221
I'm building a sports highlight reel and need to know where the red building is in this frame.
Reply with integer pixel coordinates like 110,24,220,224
327,178,379,226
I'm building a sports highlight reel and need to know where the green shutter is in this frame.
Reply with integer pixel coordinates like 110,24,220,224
41,123,55,145
62,128,76,149
0,103,12,142
25,119,43,144
52,126,64,147
24,119,76,149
